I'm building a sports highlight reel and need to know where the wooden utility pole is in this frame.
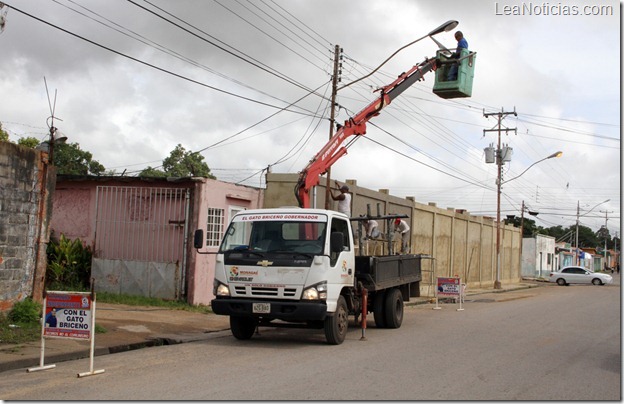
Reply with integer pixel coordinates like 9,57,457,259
324,45,342,209
483,108,517,289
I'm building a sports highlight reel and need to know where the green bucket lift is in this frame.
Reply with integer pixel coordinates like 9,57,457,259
433,48,476,99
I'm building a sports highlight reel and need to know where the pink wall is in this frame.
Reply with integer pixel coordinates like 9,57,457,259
52,183,96,247
51,176,263,306
186,178,263,305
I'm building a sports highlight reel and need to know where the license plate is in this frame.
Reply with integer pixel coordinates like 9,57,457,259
252,303,270,314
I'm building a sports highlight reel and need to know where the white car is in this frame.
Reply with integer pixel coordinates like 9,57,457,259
549,266,613,286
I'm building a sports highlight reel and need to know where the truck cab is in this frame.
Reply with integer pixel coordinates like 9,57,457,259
200,208,355,343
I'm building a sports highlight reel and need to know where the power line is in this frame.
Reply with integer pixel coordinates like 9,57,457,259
54,0,318,116
5,2,318,114
131,0,329,99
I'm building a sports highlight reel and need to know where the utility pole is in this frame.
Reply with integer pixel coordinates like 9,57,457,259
324,45,342,209
575,200,580,265
483,107,517,289
600,209,613,270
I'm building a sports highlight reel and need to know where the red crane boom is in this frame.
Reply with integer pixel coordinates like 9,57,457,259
294,56,439,208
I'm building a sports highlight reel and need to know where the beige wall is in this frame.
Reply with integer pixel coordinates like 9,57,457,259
266,173,521,296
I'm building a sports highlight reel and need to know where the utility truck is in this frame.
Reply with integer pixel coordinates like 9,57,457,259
195,20,475,344
195,208,423,344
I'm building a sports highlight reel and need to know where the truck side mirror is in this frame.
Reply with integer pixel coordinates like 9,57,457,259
194,229,204,249
330,232,344,253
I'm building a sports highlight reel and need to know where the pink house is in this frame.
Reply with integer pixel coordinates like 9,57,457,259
51,175,263,305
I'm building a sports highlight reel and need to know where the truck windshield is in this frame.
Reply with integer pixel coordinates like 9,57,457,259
220,218,327,256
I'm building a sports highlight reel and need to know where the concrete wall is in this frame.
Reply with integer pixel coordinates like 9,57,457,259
266,173,522,296
0,142,56,309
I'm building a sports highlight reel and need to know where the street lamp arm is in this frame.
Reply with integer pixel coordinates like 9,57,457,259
580,199,610,217
338,20,458,91
501,151,562,185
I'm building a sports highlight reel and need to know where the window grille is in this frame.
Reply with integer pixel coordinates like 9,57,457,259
206,208,225,247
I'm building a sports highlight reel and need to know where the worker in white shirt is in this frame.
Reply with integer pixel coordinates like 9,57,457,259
330,181,351,217
363,219,380,239
393,218,410,254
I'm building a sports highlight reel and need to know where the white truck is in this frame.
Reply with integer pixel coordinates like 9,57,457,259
194,208,423,344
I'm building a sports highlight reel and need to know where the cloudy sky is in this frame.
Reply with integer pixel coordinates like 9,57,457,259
1,0,620,236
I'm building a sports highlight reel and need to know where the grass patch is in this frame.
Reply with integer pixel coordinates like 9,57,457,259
0,313,41,344
1,293,213,345
96,292,213,314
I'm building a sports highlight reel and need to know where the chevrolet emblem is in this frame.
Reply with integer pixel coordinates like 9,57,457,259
257,260,274,267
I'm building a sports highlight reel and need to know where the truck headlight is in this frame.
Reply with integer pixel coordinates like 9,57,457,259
302,282,327,300
214,281,230,297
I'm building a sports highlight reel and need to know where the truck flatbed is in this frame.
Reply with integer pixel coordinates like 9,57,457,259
355,254,422,292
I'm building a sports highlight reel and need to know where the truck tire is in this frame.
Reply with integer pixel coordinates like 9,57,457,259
384,288,404,329
324,296,348,345
373,291,387,328
230,316,258,340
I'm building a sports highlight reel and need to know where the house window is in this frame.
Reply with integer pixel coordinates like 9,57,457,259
206,208,225,247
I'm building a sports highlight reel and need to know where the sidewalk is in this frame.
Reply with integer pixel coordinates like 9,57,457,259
0,281,542,373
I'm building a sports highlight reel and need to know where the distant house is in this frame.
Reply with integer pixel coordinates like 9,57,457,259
51,175,263,305
522,234,555,278
555,242,575,269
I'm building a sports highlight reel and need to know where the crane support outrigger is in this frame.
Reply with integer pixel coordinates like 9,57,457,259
294,20,476,208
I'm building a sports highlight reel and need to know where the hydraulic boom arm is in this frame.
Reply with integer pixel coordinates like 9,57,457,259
295,56,439,208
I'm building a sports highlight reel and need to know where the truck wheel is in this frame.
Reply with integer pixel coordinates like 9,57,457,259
373,291,387,328
324,296,348,345
384,289,404,329
230,316,258,340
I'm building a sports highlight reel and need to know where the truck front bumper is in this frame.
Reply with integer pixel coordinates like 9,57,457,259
211,298,328,321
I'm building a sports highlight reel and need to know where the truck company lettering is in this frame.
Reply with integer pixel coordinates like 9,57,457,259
321,137,340,162
240,214,324,222
230,277,253,282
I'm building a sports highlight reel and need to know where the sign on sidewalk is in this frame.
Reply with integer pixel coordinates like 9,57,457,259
433,277,465,311
29,290,104,377
44,292,92,340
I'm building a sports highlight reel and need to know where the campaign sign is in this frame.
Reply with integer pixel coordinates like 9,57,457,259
436,277,461,297
44,293,92,340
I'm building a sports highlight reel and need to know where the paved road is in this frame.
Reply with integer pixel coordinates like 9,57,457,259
1,281,620,400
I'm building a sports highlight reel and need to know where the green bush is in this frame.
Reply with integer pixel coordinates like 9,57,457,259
46,233,93,290
8,297,42,324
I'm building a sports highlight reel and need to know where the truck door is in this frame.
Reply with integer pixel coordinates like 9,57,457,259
329,217,355,283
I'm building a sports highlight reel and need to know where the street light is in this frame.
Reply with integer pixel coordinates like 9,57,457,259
338,20,459,90
500,151,563,185
574,198,610,265
494,151,563,289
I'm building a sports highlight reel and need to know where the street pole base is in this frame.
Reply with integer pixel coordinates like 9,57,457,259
494,280,502,290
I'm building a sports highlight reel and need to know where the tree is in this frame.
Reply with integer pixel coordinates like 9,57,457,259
0,123,9,142
503,216,541,238
139,166,167,178
52,142,105,176
576,225,600,248
140,144,215,179
17,136,40,148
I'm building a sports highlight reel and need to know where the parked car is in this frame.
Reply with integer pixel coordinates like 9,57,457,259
549,266,613,286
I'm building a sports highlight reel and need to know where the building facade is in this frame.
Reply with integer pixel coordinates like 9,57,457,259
51,175,263,305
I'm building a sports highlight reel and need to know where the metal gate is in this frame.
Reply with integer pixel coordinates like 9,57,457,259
92,186,190,299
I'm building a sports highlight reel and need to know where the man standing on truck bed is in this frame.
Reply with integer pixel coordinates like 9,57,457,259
394,218,410,254
331,181,351,217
